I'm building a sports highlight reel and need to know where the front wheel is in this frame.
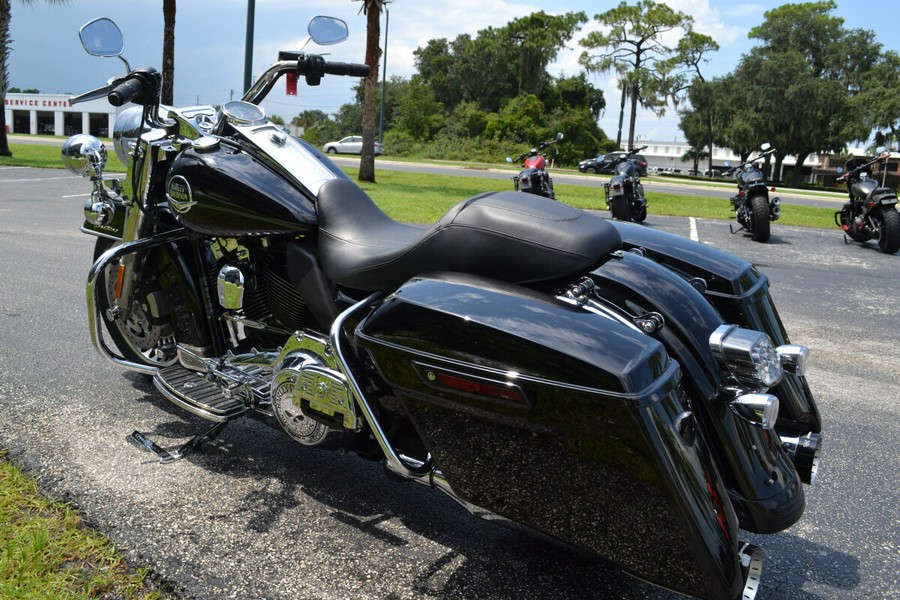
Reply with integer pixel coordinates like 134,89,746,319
874,207,900,254
93,238,178,368
632,204,647,223
326,147,337,154
750,195,771,242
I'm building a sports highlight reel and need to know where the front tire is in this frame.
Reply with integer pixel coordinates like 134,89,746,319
584,166,597,174
632,204,647,223
326,147,337,154
93,238,177,368
750,195,771,242
874,207,900,254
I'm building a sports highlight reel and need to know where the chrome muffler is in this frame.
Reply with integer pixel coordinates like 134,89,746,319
781,432,822,485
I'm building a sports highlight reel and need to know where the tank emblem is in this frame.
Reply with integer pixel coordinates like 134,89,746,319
167,175,196,214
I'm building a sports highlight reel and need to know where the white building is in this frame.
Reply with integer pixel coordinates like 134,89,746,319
638,139,823,175
4,93,118,137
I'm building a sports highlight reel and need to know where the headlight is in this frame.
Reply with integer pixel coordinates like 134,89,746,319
710,324,783,389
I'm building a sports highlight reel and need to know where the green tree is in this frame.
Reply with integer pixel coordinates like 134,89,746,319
393,77,445,141
579,0,696,150
852,50,900,149
735,1,881,185
414,11,586,114
0,0,69,156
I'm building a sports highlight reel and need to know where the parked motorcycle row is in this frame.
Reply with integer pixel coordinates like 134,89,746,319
557,140,898,252
57,14,882,600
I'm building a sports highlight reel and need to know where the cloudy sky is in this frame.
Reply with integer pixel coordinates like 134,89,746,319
9,0,899,143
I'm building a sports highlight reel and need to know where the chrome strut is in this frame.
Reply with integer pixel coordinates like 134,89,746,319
328,293,472,509
85,228,190,375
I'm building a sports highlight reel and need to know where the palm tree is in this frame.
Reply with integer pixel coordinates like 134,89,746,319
0,0,69,156
353,0,388,183
161,0,175,105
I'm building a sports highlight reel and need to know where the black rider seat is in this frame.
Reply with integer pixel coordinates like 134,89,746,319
315,178,622,292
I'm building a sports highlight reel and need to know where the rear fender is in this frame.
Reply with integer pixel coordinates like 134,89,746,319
355,272,743,599
588,251,805,534
607,221,821,435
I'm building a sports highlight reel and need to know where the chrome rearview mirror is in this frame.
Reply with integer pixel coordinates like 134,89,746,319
79,17,124,57
308,16,349,46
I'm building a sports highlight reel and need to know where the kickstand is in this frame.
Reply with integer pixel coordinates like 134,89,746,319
129,421,228,463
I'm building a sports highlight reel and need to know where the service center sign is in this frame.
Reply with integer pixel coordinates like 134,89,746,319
3,93,115,114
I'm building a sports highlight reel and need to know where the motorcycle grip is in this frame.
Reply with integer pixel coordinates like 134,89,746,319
324,61,370,78
108,77,145,107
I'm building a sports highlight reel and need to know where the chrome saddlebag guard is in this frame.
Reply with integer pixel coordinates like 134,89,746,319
355,272,748,600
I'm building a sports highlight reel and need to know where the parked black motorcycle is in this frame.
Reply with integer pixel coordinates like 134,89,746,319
604,145,648,222
834,152,900,254
727,143,782,242
505,133,563,199
63,16,823,600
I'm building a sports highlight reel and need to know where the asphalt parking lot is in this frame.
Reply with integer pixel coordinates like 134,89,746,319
0,166,897,599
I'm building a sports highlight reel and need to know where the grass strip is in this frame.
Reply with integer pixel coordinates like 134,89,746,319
0,453,166,599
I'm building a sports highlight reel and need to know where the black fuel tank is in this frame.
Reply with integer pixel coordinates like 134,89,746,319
165,143,317,236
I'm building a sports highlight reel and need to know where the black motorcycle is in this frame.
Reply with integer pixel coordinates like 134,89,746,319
727,143,782,242
505,133,563,199
834,152,900,254
63,16,823,600
604,146,648,222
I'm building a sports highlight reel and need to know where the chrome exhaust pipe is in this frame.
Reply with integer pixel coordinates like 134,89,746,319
771,200,782,221
781,432,822,485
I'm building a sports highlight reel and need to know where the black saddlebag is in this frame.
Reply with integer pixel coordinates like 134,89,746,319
356,272,744,600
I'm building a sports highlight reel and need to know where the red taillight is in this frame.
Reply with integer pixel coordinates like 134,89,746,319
428,369,529,407
869,201,876,208
705,471,732,543
612,183,622,190
739,191,746,197
770,187,776,192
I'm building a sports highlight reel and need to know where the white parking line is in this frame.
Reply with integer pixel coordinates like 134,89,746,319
0,176,77,182
689,217,699,242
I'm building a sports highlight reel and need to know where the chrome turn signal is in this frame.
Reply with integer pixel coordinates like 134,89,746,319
776,344,809,376
730,393,779,430
62,134,108,178
710,324,783,389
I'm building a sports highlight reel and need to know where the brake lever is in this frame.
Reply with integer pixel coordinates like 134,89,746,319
70,77,123,104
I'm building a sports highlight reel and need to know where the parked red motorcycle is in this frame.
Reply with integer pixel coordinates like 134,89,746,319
506,133,563,199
